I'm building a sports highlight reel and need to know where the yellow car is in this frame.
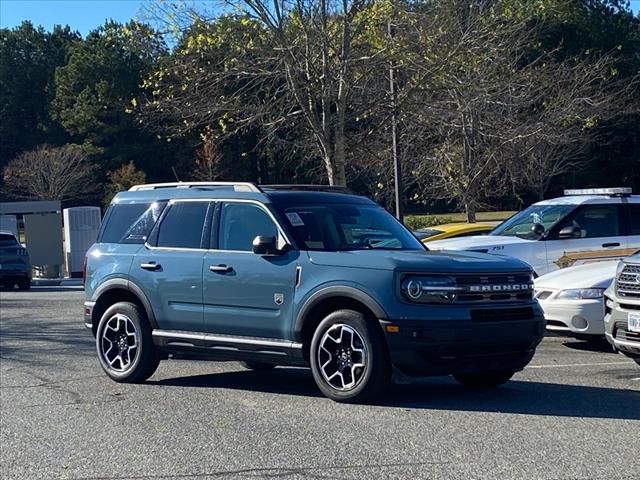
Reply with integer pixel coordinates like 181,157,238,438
415,222,497,243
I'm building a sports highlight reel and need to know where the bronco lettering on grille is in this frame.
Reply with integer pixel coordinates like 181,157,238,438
468,284,531,292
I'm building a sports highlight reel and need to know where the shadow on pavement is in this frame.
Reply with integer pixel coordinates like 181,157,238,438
563,339,615,354
149,366,640,420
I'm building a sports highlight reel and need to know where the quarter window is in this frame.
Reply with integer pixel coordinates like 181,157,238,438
100,202,167,244
219,203,278,251
157,202,209,249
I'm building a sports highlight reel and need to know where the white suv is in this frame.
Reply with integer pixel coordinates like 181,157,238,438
428,189,640,276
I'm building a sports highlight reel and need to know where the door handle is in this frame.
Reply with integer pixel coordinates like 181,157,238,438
602,242,620,248
140,262,161,271
209,264,233,273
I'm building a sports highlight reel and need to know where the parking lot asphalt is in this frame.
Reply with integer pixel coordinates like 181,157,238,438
1,288,638,480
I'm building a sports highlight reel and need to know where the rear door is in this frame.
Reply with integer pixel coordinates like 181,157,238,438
130,200,212,332
622,203,640,254
545,203,627,270
202,201,299,339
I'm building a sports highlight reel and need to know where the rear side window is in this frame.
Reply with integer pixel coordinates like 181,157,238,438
156,201,209,249
0,233,19,247
100,202,166,244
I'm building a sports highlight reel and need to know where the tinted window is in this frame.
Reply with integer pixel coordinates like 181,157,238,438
157,202,209,249
492,204,575,239
0,233,19,247
555,205,620,239
278,204,424,251
219,203,277,251
628,205,640,235
101,203,165,244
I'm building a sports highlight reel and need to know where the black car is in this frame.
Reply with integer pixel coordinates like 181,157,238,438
0,231,31,290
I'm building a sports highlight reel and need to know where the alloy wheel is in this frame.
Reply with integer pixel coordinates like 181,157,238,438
317,323,367,391
100,314,139,372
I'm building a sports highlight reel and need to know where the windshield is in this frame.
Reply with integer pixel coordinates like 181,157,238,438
414,229,443,241
277,203,425,251
492,204,576,239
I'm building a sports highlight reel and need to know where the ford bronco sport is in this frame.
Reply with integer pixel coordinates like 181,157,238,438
85,182,545,402
604,252,640,366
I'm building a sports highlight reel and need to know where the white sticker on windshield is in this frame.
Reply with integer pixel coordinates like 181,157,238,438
286,212,305,227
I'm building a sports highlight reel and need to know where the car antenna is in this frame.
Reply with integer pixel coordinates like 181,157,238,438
171,166,181,182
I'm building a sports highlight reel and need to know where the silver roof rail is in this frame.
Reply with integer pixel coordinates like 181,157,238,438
129,182,261,192
564,187,632,196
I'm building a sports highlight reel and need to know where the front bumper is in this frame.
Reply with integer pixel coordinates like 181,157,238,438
382,307,545,376
539,298,605,336
84,301,95,330
604,295,640,359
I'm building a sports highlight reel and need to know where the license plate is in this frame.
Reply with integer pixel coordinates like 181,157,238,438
629,313,640,333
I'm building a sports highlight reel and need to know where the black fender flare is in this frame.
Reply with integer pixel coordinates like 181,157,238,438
294,286,388,340
91,278,158,329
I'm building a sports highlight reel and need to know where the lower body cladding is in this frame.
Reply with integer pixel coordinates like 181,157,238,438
604,296,640,361
539,298,605,337
382,305,545,377
152,330,306,366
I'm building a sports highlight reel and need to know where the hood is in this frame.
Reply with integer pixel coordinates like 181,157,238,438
534,260,618,290
307,249,532,274
427,235,533,251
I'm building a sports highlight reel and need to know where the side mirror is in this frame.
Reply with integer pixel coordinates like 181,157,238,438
252,235,279,255
558,225,581,240
531,223,545,237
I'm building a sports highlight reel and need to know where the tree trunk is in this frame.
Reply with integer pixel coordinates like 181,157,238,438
333,126,347,187
465,201,477,223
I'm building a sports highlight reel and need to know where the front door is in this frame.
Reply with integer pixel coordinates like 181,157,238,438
545,204,627,272
203,201,299,339
131,200,211,332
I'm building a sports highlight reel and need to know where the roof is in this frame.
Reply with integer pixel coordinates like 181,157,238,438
536,194,640,206
112,183,374,206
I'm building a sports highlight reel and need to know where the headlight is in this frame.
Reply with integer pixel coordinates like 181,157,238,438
401,275,461,304
556,288,605,300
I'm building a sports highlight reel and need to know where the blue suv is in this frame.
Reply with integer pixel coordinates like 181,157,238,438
85,182,544,402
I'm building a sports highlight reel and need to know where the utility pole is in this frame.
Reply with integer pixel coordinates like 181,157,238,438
388,20,403,222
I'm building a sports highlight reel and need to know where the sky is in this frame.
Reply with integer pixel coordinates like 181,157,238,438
1,0,639,36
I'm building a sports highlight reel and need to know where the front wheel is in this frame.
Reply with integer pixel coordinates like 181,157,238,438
18,279,30,291
96,302,159,383
310,309,390,403
453,370,515,389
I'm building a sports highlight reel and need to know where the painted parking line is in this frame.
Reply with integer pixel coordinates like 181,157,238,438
526,361,634,369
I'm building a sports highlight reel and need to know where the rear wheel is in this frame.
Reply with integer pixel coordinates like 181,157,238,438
96,302,159,383
310,309,390,403
453,370,515,389
18,279,30,291
240,361,276,371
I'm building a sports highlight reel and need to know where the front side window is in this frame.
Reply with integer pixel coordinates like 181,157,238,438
219,203,278,251
156,201,209,249
276,203,424,251
491,204,576,239
553,205,620,239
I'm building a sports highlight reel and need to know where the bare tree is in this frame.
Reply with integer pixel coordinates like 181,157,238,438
140,0,395,186
405,1,637,221
2,144,99,202
192,137,224,181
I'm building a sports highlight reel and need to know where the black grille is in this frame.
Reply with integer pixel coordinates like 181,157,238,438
454,273,533,303
613,321,640,342
616,263,640,298
470,307,535,322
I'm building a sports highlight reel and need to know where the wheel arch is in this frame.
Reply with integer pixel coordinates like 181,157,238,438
294,286,388,361
91,279,157,334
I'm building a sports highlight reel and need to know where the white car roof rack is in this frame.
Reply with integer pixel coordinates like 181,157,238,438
129,182,261,192
563,187,632,196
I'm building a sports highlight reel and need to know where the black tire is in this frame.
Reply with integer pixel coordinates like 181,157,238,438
453,370,515,389
240,361,276,371
310,309,390,403
633,358,640,367
95,301,159,383
18,279,30,291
